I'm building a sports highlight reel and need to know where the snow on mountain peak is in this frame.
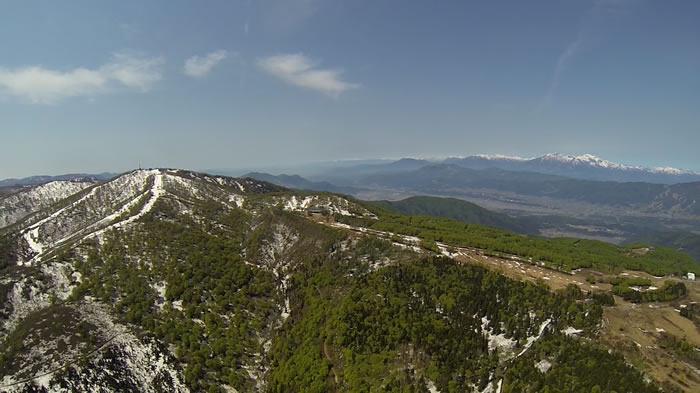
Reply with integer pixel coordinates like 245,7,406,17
450,153,698,180
11,169,286,265
527,153,700,177
473,154,527,161
649,167,694,175
538,153,629,169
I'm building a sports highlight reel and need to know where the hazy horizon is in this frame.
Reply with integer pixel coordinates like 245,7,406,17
3,151,700,181
2,0,699,179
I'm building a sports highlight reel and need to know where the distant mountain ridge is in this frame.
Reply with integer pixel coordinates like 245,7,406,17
369,194,700,260
243,172,363,194
360,164,700,216
443,153,700,184
0,172,116,187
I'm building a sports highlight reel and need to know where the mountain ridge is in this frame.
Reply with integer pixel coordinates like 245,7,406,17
441,153,700,183
243,172,362,194
358,164,700,216
0,179,97,229
369,195,535,234
0,173,116,188
1,167,698,392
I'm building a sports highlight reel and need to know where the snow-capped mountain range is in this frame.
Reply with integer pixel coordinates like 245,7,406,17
474,153,695,174
443,153,700,184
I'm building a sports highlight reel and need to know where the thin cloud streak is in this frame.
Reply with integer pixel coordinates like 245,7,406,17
257,53,359,96
184,50,229,78
539,0,634,111
540,30,586,110
0,51,163,104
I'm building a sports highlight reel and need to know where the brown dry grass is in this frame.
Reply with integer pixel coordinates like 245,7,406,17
451,247,700,393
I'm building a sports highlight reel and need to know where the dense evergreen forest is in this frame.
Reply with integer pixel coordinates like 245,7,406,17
268,253,658,393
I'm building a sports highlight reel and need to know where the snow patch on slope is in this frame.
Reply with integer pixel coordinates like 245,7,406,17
118,172,164,225
562,326,583,336
16,170,172,263
426,380,441,393
0,180,94,228
479,316,551,360
481,316,516,355
2,260,79,335
514,319,551,359
535,359,552,373
2,277,50,335
280,194,376,218
23,228,43,256
1,301,188,393
230,194,245,208
284,195,314,211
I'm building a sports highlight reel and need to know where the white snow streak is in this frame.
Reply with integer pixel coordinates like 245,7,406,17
562,326,583,337
515,319,551,359
23,228,43,256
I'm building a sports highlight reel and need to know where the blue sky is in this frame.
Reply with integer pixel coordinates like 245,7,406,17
1,0,698,178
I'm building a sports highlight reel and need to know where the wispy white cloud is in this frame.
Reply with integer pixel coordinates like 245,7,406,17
0,51,163,104
541,30,585,109
258,53,359,96
184,50,229,78
540,0,634,110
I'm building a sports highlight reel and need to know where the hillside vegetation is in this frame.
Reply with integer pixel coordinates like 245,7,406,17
370,196,535,234
629,231,700,261
268,255,658,393
0,169,689,392
336,203,700,276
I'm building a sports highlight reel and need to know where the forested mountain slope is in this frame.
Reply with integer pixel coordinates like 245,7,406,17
337,202,699,276
0,180,97,229
243,172,362,195
0,169,690,392
370,195,536,234
628,231,700,262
